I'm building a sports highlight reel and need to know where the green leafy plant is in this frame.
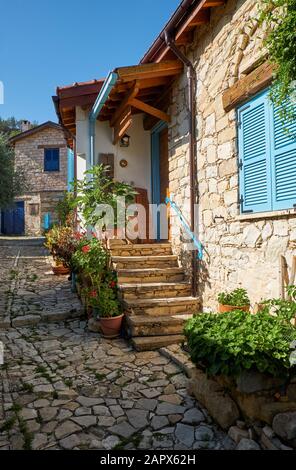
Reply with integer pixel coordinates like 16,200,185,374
261,298,296,322
95,284,121,318
258,1,296,122
72,164,137,229
56,191,76,226
217,288,250,307
184,310,296,378
71,236,109,288
0,133,28,209
287,285,296,302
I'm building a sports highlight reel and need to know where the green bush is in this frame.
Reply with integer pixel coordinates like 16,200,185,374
184,310,296,379
217,288,250,307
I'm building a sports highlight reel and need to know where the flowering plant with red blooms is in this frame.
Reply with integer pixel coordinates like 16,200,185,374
109,280,117,289
89,290,97,298
72,237,109,288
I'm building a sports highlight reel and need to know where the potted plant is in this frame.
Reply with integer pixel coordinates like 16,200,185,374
94,284,123,338
45,225,78,275
218,288,250,313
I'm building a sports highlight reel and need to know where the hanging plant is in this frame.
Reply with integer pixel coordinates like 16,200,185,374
258,1,296,120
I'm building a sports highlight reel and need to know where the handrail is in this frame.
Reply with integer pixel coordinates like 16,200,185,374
165,196,203,261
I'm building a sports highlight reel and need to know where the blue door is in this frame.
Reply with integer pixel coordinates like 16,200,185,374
1,201,25,235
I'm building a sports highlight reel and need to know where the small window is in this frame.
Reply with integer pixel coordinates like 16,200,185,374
44,148,60,172
238,89,296,213
29,204,39,216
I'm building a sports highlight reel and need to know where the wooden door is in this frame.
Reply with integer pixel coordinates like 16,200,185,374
159,128,169,204
159,127,170,240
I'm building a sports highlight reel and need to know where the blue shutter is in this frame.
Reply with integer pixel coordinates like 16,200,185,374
270,99,296,210
238,90,272,213
44,148,60,171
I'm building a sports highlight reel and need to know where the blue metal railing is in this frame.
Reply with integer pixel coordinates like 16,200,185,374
165,196,203,261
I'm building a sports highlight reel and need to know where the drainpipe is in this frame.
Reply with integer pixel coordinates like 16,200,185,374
164,30,198,298
89,71,118,170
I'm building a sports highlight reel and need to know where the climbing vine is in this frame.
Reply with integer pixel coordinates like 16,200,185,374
259,1,296,118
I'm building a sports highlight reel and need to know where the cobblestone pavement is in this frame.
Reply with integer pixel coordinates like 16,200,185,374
0,245,82,328
0,243,232,451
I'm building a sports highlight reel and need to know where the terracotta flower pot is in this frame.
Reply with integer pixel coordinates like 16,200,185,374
52,264,70,275
99,314,124,338
218,303,250,313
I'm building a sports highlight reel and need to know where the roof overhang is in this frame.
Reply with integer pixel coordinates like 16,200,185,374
53,79,105,140
96,60,184,142
141,0,226,64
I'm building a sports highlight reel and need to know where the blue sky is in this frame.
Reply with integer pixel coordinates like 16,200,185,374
0,0,180,124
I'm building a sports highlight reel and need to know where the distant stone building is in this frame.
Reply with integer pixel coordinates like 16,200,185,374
1,121,69,236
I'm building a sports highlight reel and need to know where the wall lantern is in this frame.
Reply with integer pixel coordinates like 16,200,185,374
120,134,130,148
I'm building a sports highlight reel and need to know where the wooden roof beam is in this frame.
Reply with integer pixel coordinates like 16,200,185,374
117,60,183,82
190,8,210,26
129,98,170,123
113,106,132,145
110,80,140,128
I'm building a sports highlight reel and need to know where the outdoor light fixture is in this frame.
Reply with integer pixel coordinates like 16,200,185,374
120,134,130,147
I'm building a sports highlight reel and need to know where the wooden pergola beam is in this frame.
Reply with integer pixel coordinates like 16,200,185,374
113,106,132,145
129,98,171,123
110,81,139,128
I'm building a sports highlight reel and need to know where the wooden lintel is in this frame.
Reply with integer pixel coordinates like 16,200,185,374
129,98,170,123
110,81,139,128
222,62,274,112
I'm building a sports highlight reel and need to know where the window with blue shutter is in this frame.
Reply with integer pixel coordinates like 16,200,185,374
44,148,60,172
238,89,296,213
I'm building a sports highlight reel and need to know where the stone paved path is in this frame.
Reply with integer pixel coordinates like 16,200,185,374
0,244,82,328
0,242,232,450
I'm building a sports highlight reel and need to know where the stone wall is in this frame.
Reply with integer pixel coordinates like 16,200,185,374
168,0,296,310
13,126,68,235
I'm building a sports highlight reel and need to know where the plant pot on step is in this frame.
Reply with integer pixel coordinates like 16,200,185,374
218,303,250,313
100,314,124,338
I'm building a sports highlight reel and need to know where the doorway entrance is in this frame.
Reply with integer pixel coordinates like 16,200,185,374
151,122,170,241
1,201,25,235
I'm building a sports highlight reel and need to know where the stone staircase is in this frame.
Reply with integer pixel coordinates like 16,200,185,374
108,239,200,351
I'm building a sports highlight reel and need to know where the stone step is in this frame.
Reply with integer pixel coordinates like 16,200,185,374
117,267,185,284
112,255,179,269
132,334,185,351
110,243,172,257
127,314,193,337
123,296,199,316
119,282,191,300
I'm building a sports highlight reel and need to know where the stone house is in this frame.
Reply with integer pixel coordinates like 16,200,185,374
1,121,71,236
54,0,296,347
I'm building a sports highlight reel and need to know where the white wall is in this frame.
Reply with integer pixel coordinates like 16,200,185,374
75,107,151,200
76,107,88,181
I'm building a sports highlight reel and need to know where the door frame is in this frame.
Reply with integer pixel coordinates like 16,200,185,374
151,121,168,241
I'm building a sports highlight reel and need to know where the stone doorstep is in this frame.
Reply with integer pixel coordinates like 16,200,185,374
127,314,194,336
132,334,185,351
